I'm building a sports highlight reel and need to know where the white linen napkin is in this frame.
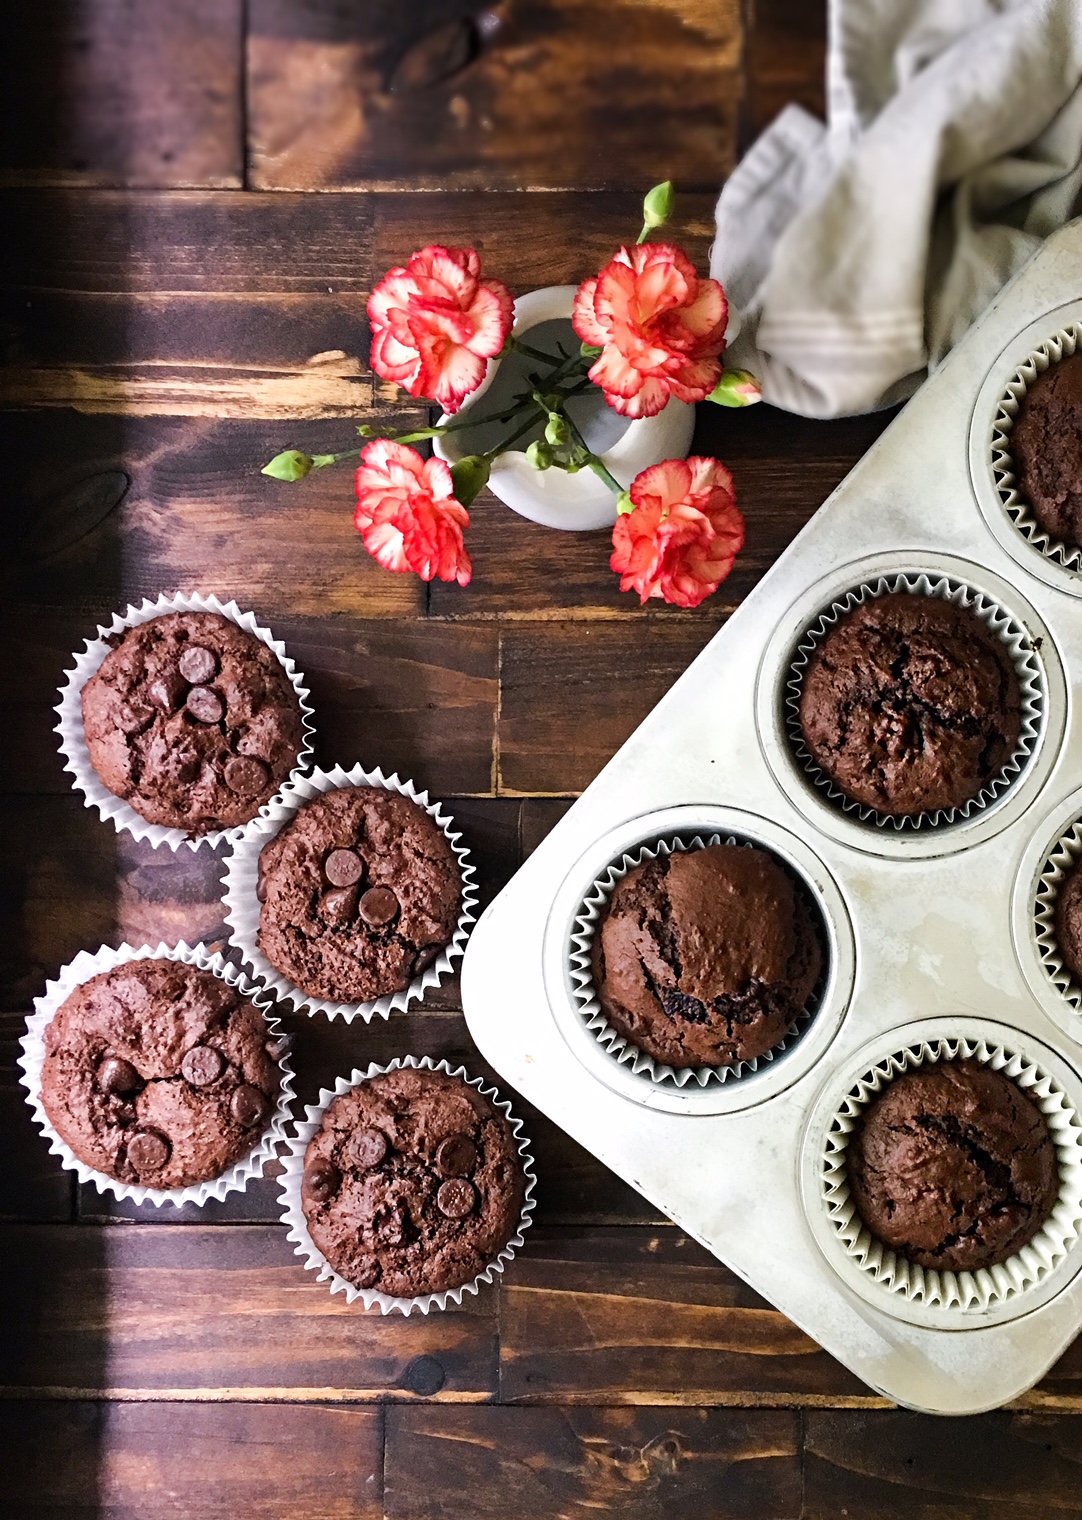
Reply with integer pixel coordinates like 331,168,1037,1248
713,0,1082,417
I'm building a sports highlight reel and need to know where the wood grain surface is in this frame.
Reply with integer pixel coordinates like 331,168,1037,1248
6,2,1081,1516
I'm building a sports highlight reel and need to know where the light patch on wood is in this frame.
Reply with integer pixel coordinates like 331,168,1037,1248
0,362,374,418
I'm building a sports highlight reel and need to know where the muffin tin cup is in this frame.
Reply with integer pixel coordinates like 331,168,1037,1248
55,592,316,853
569,833,827,1090
814,1027,1082,1319
784,571,1044,832
278,1055,536,1315
222,764,478,1022
17,940,296,1210
989,319,1082,572
1035,819,1082,1011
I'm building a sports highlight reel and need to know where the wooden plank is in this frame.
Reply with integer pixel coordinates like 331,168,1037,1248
500,1227,873,1405
497,619,726,794
745,0,827,143
0,2,244,190
1,1399,383,1520
0,1012,73,1223
248,2,743,192
0,1224,496,1400
802,1409,1082,1518
385,1405,801,1518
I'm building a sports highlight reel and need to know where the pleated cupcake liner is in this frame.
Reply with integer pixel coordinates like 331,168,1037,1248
55,592,316,852
1035,819,1082,1012
784,571,1044,832
18,940,296,1209
568,832,828,1090
989,320,1082,571
278,1055,536,1314
819,1032,1082,1312
222,764,478,1022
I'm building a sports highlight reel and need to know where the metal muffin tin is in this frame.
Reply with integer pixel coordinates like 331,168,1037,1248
461,220,1082,1415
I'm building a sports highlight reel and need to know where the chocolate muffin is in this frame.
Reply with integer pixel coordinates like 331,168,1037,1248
256,787,462,1004
39,959,283,1190
798,593,1022,817
300,1067,526,1297
590,843,822,1069
1055,858,1082,982
1009,351,1082,548
846,1059,1059,1273
81,611,304,834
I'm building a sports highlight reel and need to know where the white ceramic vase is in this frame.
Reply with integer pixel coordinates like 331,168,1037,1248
432,285,696,532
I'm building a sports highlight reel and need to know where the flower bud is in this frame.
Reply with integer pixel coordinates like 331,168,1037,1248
449,454,490,506
544,414,569,447
642,180,675,230
707,368,763,408
527,439,554,471
262,449,313,481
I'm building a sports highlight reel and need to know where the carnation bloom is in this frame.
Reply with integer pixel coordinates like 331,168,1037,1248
610,456,744,608
368,245,513,415
573,244,728,419
354,440,472,586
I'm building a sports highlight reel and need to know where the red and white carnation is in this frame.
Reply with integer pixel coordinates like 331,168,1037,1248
354,440,472,586
610,456,744,608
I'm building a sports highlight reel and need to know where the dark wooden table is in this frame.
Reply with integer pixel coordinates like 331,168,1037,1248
3,4,1082,1516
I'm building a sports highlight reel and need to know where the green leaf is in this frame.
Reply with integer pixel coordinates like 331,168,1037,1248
642,180,675,230
261,449,313,481
616,491,635,515
450,454,491,507
579,342,603,359
706,368,763,408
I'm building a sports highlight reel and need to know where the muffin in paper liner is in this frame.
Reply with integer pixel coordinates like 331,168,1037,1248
568,832,828,1090
1035,817,1082,1012
18,940,296,1209
783,571,1044,832
819,1033,1082,1313
55,591,316,852
278,1055,536,1314
989,319,1082,571
222,763,478,1022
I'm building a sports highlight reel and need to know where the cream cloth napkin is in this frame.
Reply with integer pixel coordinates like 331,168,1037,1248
713,0,1082,417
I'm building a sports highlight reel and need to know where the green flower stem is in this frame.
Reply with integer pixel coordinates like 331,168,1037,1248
482,408,544,458
505,335,559,364
561,411,624,495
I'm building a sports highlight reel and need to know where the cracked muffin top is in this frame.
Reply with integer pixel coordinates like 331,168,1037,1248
300,1067,526,1298
39,958,285,1190
81,611,304,834
256,786,462,1004
1009,350,1082,549
845,1059,1058,1273
590,843,822,1069
797,592,1021,817
1056,858,1082,983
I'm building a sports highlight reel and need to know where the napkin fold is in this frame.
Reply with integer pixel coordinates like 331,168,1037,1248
713,0,1082,417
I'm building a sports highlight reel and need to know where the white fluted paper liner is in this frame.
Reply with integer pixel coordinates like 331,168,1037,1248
820,1033,1082,1312
279,1055,536,1314
18,940,296,1209
784,571,1044,832
569,833,828,1090
1035,818,1082,1012
990,320,1082,571
55,592,315,852
222,764,478,1022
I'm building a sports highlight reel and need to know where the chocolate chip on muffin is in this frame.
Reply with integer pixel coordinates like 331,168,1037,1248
1009,351,1082,548
39,959,282,1189
299,1067,526,1297
256,787,462,1004
80,611,303,834
798,592,1021,817
845,1059,1058,1273
590,843,822,1069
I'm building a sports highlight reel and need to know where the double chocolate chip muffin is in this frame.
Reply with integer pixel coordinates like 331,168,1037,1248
256,786,462,1004
590,843,822,1069
40,959,284,1190
798,592,1022,817
1055,858,1082,983
846,1059,1058,1273
81,611,304,834
300,1067,526,1297
1009,350,1082,548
